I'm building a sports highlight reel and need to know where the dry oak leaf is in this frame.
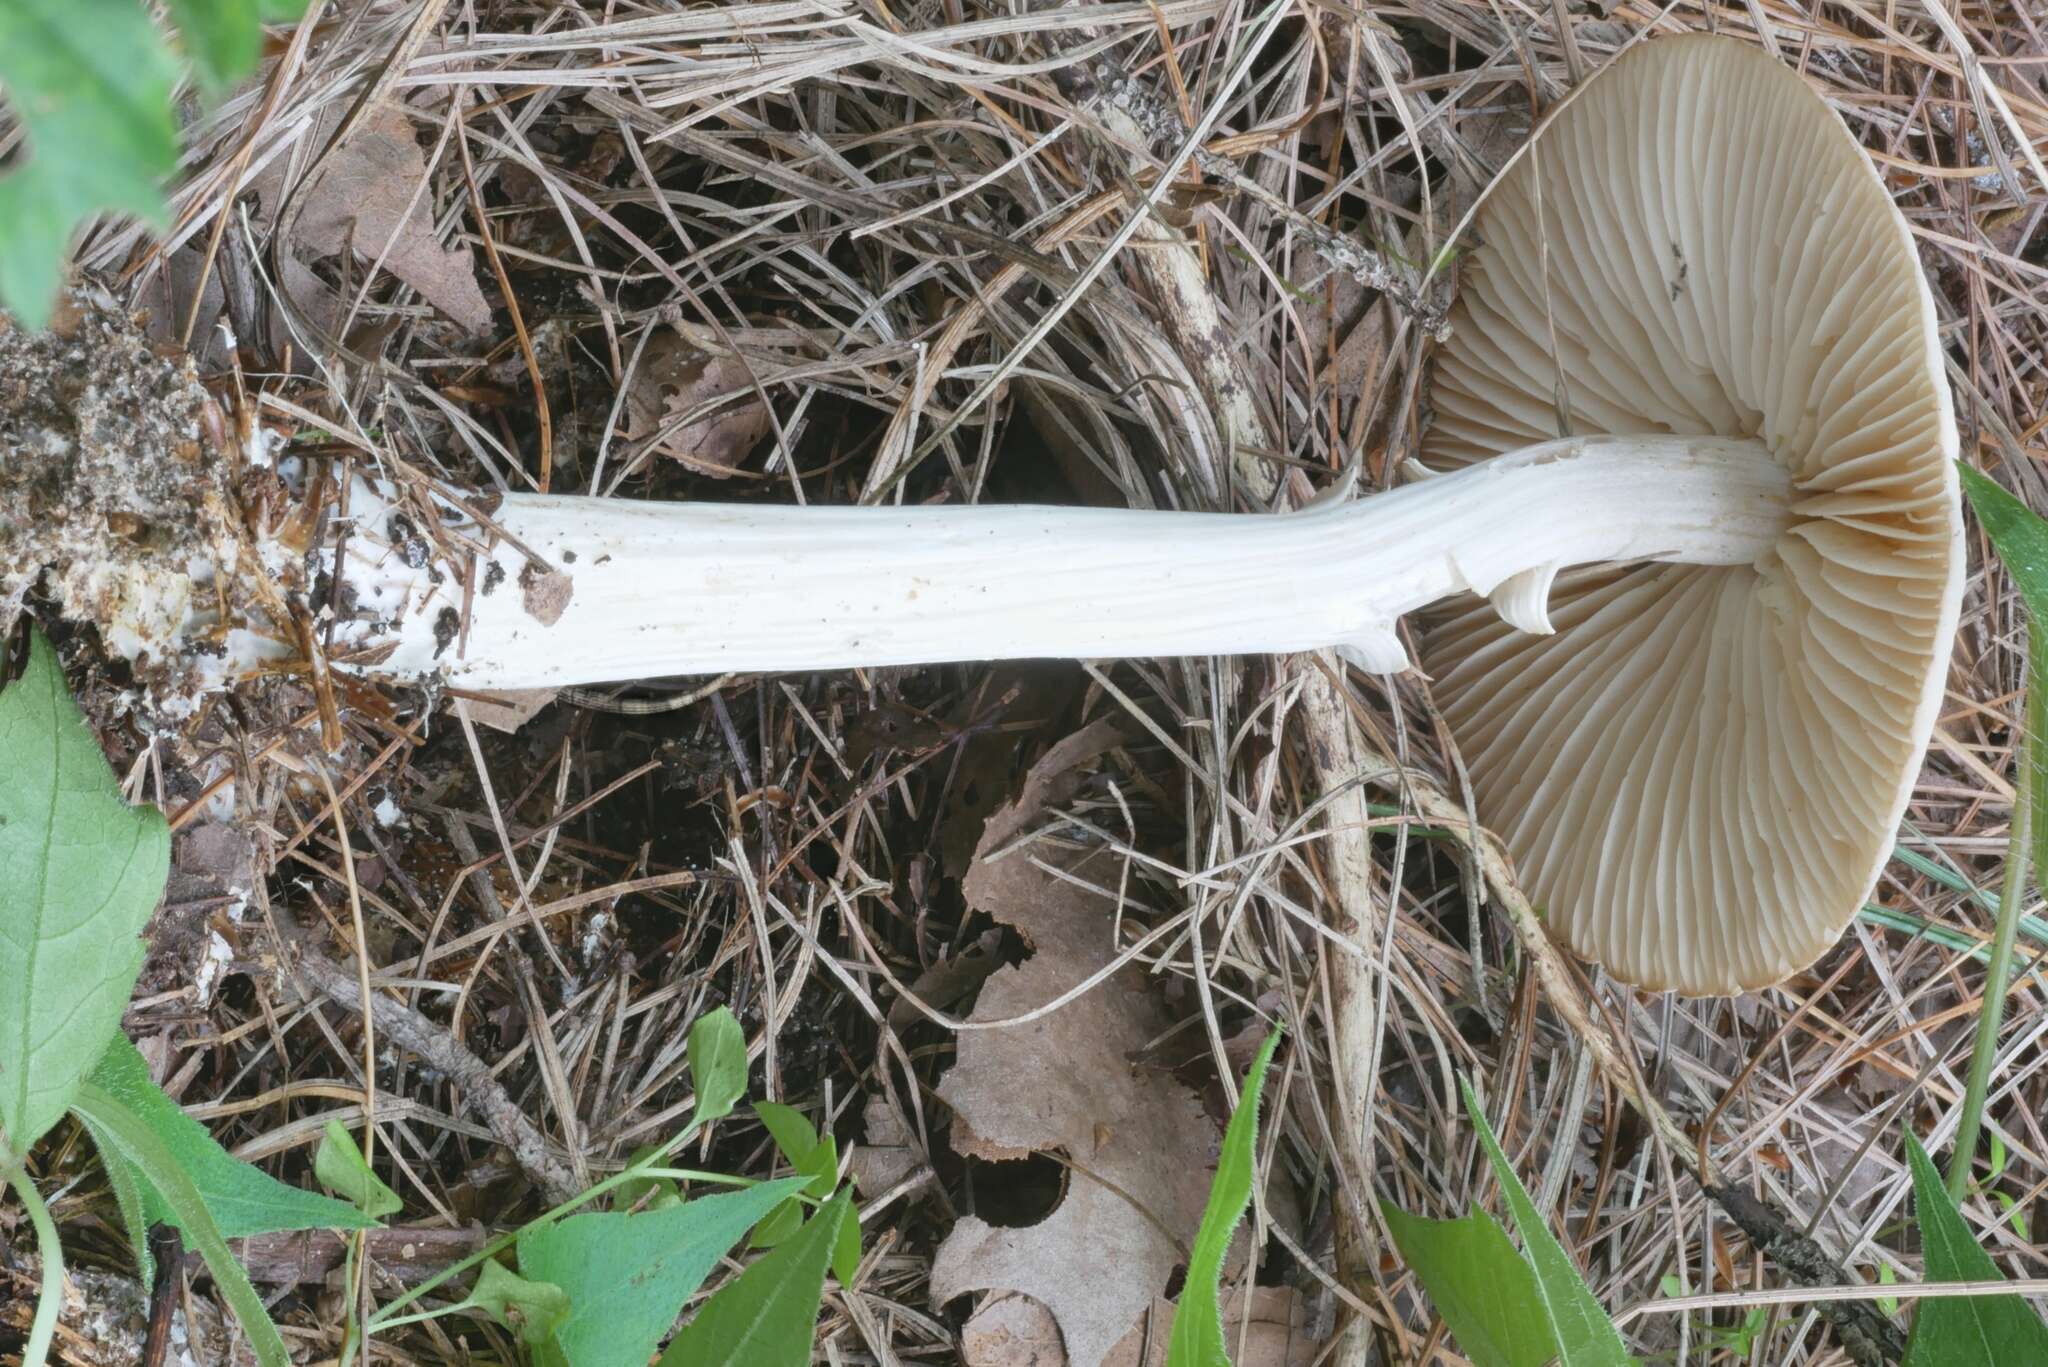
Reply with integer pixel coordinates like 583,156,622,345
624,331,772,477
931,721,1217,1367
1103,1286,1320,1367
965,1284,1319,1367
962,1292,1067,1367
850,1091,923,1200
255,108,492,331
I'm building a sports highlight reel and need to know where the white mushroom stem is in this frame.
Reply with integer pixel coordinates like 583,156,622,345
327,433,1790,689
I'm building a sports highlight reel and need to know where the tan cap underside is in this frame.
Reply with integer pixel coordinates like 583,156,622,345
1421,35,1963,995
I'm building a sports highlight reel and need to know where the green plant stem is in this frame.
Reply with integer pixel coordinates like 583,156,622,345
633,1167,758,1187
7,1162,63,1367
337,1232,363,1367
1947,725,2035,1201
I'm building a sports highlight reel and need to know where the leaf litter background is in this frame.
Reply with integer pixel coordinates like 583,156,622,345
6,0,2048,1362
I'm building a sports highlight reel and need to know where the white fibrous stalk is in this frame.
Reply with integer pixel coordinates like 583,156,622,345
199,433,1795,692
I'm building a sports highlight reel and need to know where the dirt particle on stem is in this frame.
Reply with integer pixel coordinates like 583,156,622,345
518,561,574,625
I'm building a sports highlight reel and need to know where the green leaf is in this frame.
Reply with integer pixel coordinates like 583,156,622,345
798,1136,839,1199
832,1200,862,1288
88,1107,156,1280
1958,464,2048,885
469,1259,571,1346
158,0,261,90
516,1178,807,1367
656,1190,853,1367
72,1080,290,1367
0,0,182,326
753,1101,819,1166
1383,1203,1554,1367
314,1119,402,1218
750,1100,833,1246
1166,1027,1281,1367
615,1141,683,1212
1901,1131,2048,1366
1960,465,2048,622
689,1007,748,1128
0,626,169,1162
86,1035,374,1255
750,1193,804,1249
1459,1077,1639,1366
0,0,302,324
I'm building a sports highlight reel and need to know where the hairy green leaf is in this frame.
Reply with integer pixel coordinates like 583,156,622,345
1383,1204,1553,1367
1902,1131,2048,1365
1166,1027,1281,1367
314,1119,402,1218
517,1178,807,1367
1459,1078,1639,1366
87,1107,156,1280
0,626,168,1163
85,1034,372,1273
656,1191,853,1367
73,1080,290,1367
688,1007,748,1128
1959,464,2048,886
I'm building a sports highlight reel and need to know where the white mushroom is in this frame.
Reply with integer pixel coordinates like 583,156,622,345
96,37,1956,996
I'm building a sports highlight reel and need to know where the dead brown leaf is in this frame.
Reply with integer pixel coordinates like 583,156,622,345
931,721,1217,1367
1102,1286,1321,1367
256,107,493,332
624,331,772,477
458,688,559,733
936,664,1081,876
1291,266,1395,398
142,242,339,371
963,1284,1319,1367
887,928,1003,1031
850,1091,924,1199
962,1293,1067,1367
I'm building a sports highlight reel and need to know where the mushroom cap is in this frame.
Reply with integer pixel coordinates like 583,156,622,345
1421,35,1962,994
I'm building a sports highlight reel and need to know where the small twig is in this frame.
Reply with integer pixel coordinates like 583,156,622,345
278,944,582,1204
143,1228,182,1367
1707,1185,1909,1365
234,1225,487,1288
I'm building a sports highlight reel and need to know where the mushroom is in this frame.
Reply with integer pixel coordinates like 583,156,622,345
109,37,1954,994
1420,35,1961,994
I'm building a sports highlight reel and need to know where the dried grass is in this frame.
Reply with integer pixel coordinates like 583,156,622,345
60,0,2048,1362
